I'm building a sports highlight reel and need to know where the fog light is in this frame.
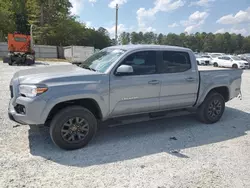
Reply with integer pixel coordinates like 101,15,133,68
15,104,26,114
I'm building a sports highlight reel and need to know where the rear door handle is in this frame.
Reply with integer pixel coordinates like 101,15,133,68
185,77,195,82
148,80,160,85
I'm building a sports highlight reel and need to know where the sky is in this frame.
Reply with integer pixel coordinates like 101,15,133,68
69,0,250,38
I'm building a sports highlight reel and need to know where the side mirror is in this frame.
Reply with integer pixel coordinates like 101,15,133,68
116,65,133,75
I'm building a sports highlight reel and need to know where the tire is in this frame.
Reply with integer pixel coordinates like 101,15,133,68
49,106,97,150
8,59,13,66
232,64,238,69
197,92,225,124
213,62,218,67
197,61,200,65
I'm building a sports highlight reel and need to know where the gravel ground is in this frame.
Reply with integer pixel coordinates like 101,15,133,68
0,62,250,188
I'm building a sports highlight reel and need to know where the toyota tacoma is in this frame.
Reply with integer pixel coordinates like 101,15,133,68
8,45,242,150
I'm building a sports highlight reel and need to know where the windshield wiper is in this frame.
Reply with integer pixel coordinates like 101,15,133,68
78,64,97,72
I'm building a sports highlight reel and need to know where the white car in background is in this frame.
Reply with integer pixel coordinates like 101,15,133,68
208,53,225,57
195,55,211,65
213,55,249,69
238,54,250,68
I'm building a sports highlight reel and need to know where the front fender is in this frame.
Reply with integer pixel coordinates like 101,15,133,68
40,87,109,123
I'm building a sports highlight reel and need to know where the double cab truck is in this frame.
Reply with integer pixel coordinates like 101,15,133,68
8,45,242,150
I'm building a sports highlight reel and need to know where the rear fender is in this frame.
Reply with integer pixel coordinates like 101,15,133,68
195,85,229,107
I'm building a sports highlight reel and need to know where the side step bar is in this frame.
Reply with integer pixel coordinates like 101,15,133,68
102,109,193,128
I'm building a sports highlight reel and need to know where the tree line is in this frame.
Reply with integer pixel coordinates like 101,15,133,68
1,0,250,54
119,32,250,54
0,0,112,49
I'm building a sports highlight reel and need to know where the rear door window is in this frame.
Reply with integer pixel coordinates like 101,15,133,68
161,51,191,73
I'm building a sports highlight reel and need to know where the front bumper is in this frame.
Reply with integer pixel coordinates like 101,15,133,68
239,66,249,69
8,96,47,125
8,100,27,125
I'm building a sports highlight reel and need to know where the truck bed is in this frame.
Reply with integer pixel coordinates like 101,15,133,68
196,66,243,106
198,66,232,71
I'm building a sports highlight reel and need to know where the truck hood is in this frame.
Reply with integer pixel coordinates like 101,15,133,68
13,64,101,84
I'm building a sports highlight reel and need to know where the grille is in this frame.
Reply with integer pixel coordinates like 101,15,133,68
10,85,13,98
205,61,209,64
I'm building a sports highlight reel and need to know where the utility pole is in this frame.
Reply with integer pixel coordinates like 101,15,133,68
115,4,119,44
30,24,34,50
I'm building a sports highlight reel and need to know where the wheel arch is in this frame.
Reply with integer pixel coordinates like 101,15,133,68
202,86,230,105
207,86,229,102
196,85,230,107
232,64,238,68
45,98,103,125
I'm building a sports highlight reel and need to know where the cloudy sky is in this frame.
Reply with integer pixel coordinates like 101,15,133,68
69,0,250,37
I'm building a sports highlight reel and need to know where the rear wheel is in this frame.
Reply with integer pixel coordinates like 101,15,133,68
197,92,225,124
232,64,238,69
49,106,97,150
213,62,218,67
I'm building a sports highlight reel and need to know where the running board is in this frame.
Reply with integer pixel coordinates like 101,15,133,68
102,109,192,128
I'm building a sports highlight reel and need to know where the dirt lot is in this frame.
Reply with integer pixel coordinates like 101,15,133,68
0,62,250,188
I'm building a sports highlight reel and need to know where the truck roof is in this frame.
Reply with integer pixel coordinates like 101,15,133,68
108,44,192,52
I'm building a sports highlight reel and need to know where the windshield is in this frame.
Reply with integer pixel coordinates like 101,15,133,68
79,48,126,73
231,56,242,61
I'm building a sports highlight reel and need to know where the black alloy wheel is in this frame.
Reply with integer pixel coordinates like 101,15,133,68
50,106,97,150
61,117,90,144
197,92,225,124
207,99,222,120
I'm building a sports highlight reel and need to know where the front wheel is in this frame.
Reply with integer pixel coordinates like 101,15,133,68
49,106,97,150
197,92,225,124
213,62,218,67
232,64,238,69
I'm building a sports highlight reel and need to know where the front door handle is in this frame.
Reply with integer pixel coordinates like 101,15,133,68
148,80,160,85
185,77,195,82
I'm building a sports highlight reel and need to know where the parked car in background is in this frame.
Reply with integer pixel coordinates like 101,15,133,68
213,55,249,69
203,54,222,65
238,54,250,68
195,54,211,65
208,53,225,57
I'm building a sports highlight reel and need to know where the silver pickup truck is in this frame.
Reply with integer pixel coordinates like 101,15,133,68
8,45,242,150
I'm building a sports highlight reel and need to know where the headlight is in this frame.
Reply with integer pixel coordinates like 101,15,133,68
19,85,48,97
